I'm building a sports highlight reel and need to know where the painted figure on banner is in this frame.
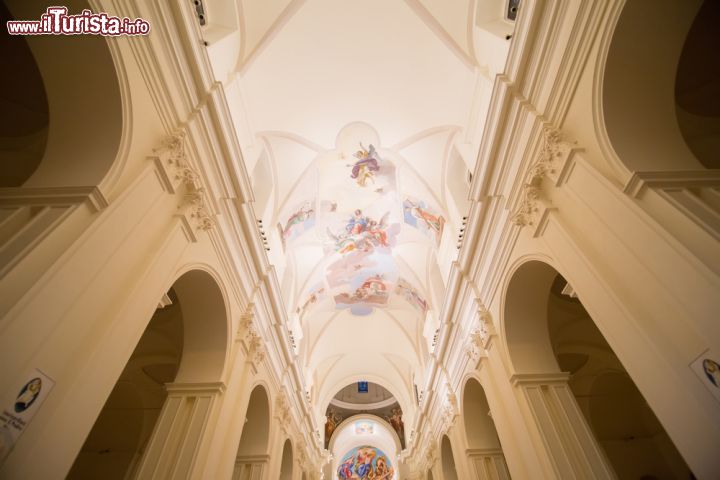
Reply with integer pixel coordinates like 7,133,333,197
403,197,445,245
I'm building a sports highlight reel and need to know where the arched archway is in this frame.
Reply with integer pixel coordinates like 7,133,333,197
462,377,510,478
3,1,124,188
279,439,293,480
503,260,690,479
67,269,229,479
600,0,708,173
675,0,720,168
441,435,458,480
233,385,271,478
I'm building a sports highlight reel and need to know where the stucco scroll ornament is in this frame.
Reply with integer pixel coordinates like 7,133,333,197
443,387,459,429
245,326,265,366
511,126,568,227
425,443,438,467
154,132,215,231
275,392,292,432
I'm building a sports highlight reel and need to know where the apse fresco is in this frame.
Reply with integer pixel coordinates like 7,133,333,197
337,446,394,480
278,199,315,249
402,196,445,246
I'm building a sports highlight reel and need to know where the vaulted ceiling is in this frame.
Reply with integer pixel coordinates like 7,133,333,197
202,0,513,429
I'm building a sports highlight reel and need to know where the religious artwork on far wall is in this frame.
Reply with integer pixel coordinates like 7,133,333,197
403,196,445,246
337,446,394,480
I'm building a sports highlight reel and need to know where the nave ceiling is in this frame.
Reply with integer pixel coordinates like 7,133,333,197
201,0,512,429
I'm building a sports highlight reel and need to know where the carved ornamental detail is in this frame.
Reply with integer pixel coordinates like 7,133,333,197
511,126,572,227
154,132,215,232
443,385,459,429
466,303,495,361
275,392,292,433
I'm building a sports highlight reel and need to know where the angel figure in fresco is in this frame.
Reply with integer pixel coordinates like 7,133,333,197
327,210,391,255
324,409,343,447
349,143,381,187
406,199,445,238
282,202,314,238
367,213,391,247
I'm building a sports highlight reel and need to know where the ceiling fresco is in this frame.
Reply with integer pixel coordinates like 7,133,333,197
276,122,441,319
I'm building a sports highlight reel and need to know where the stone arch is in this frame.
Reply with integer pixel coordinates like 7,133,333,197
3,1,125,189
67,266,230,478
502,258,691,478
461,377,501,450
440,435,459,480
675,0,720,168
597,0,707,174
279,438,293,480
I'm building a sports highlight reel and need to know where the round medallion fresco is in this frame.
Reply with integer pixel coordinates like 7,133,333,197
337,445,394,479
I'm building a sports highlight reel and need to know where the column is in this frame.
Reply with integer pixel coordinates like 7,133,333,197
510,373,615,479
133,382,225,479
